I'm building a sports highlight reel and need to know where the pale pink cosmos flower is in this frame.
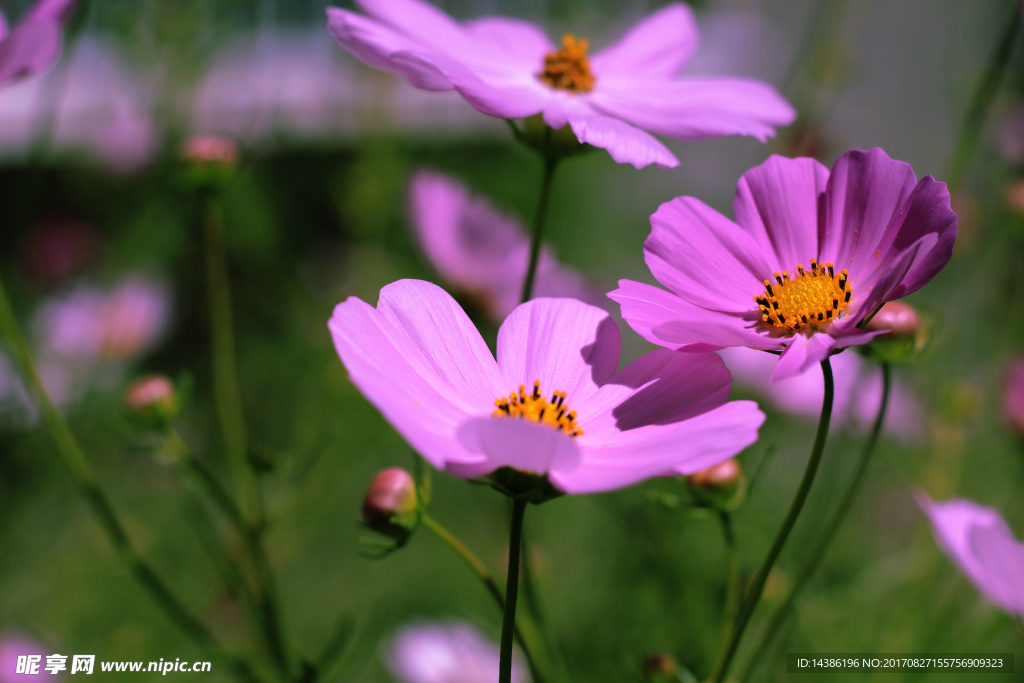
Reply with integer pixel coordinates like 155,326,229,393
611,149,957,381
917,495,1024,619
409,170,603,322
329,280,764,494
0,0,77,90
0,634,51,681
387,621,525,683
718,347,924,443
326,1,795,169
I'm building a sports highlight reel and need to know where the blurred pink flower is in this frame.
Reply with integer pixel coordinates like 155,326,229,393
612,149,957,381
329,280,763,494
917,494,1024,619
1002,357,1024,441
387,622,525,683
0,0,77,90
0,634,51,681
18,216,99,288
409,170,602,322
717,347,924,443
326,1,794,169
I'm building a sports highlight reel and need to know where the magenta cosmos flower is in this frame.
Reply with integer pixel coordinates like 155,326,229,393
409,170,602,322
329,279,764,495
611,148,957,382
387,621,525,683
325,1,795,169
917,495,1024,619
0,0,77,90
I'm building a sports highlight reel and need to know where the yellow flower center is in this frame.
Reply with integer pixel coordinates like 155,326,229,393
753,259,852,333
539,34,595,92
492,380,584,437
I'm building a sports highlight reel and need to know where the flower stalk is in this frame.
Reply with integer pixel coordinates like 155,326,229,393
520,152,559,304
0,275,262,683
742,361,891,681
709,512,741,676
500,499,528,683
711,358,835,683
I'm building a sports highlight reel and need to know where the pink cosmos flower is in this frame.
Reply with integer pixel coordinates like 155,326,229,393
1002,357,1024,441
387,621,525,683
917,494,1024,619
409,170,603,322
0,634,51,681
0,0,77,90
329,279,764,494
718,347,923,443
611,148,957,382
325,1,795,169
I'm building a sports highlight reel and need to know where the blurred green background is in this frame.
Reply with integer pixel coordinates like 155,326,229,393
1,0,1024,681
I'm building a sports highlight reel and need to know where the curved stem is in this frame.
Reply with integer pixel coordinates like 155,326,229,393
500,499,528,683
519,156,559,304
0,276,262,683
421,513,546,683
167,429,245,531
742,361,890,682
711,358,834,683
710,513,741,676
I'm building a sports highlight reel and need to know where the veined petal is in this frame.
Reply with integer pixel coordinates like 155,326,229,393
568,114,679,169
589,3,699,80
552,401,764,494
496,298,620,408
576,349,732,438
463,17,554,72
645,196,772,312
591,78,795,143
355,0,475,57
772,332,837,383
457,418,580,477
734,155,829,274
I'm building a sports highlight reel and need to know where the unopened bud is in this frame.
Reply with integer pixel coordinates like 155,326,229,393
642,653,677,678
864,301,919,339
362,468,419,535
1003,358,1024,441
180,135,238,189
687,458,746,511
125,374,180,428
861,301,930,363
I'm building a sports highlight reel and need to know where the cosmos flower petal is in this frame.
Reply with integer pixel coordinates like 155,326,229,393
0,0,77,89
355,0,474,57
771,332,837,383
820,148,918,283
569,115,679,169
588,2,699,79
458,417,581,475
592,78,796,143
917,494,1024,618
325,9,453,90
835,233,935,326
577,348,733,438
645,196,773,312
551,401,764,494
388,621,527,683
733,155,830,273
463,17,555,72
0,9,8,40
497,298,619,407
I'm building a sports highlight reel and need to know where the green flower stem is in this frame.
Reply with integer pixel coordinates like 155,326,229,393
711,358,835,683
945,0,1021,191
202,194,262,529
421,513,547,683
499,499,528,683
167,427,290,680
0,275,262,683
709,512,741,677
519,155,559,304
741,361,891,682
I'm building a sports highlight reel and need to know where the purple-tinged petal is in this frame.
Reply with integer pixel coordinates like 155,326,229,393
355,0,474,57
553,401,764,494
771,332,836,383
972,525,1024,618
0,0,77,89
576,349,732,438
0,9,8,40
568,115,679,169
463,17,554,72
591,78,795,143
589,3,699,80
496,298,619,407
457,418,580,477
645,196,772,312
733,155,829,273
879,177,957,300
24,0,78,22
325,8,453,90
836,233,935,326
819,148,918,284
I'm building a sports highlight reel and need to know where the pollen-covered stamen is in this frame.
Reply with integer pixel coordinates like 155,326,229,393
752,258,852,333
538,34,595,92
492,380,584,437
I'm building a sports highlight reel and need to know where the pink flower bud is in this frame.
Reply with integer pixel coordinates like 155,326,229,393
642,653,677,677
864,301,919,339
1003,358,1024,441
18,217,99,288
125,374,179,427
687,458,746,511
181,135,238,166
362,468,418,531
